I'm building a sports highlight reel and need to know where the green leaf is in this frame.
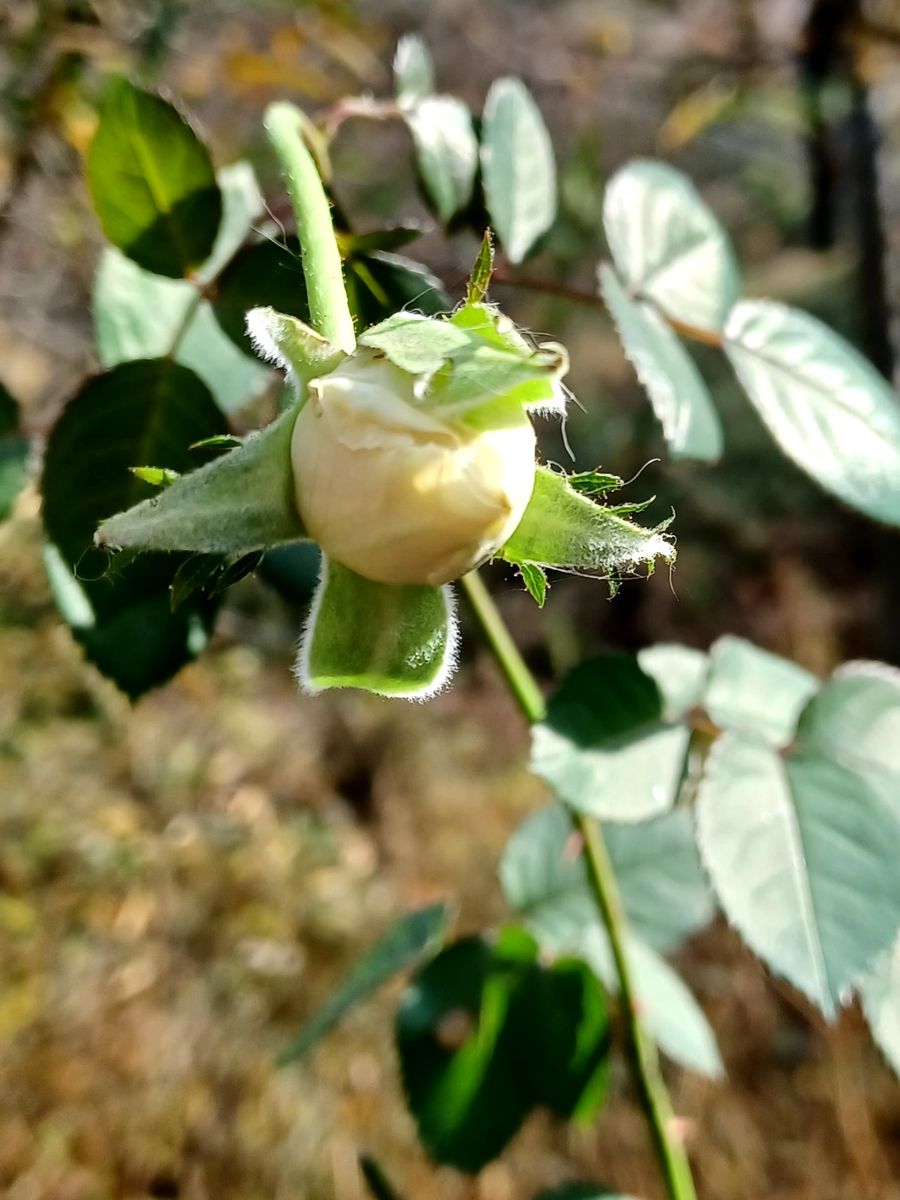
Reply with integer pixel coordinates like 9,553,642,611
426,340,567,422
637,643,709,720
602,159,740,332
197,159,265,282
245,307,344,395
396,930,609,1172
0,380,28,521
696,732,900,1018
405,96,479,225
860,937,900,1077
279,903,451,1065
299,558,458,698
359,312,470,374
518,561,548,606
129,465,179,487
467,229,495,304
582,930,724,1078
724,300,900,527
501,803,714,954
600,264,722,461
95,406,305,557
481,78,556,264
87,76,221,278
795,661,900,795
703,635,819,747
346,251,451,327
449,303,567,414
394,34,435,108
567,470,623,497
95,246,270,415
211,236,310,356
500,466,674,576
531,655,691,821
41,360,228,694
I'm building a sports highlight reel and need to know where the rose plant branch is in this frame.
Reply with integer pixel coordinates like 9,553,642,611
461,570,699,1200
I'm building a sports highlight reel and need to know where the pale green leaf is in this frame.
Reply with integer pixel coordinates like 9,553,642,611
405,96,478,224
279,902,451,1064
531,656,690,822
298,557,458,698
359,313,470,374
724,300,900,526
196,160,265,283
394,34,435,108
481,78,556,264
600,264,722,461
95,407,305,556
501,804,714,954
704,635,819,747
637,643,708,720
603,159,740,332
500,467,674,575
696,732,900,1018
796,661,900,788
861,936,900,1078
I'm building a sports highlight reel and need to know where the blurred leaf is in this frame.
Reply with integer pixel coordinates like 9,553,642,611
346,251,451,327
170,550,263,611
212,237,310,355
405,96,478,225
394,34,435,107
637,643,709,720
534,1187,639,1200
530,655,691,822
41,360,228,694
500,467,673,576
704,635,819,747
339,225,423,256
360,1155,405,1200
396,929,609,1172
0,381,28,521
582,930,724,1077
197,160,265,282
796,661,900,805
95,246,270,414
861,936,900,1078
696,732,900,1019
600,264,722,461
724,300,900,527
279,903,451,1065
603,160,740,333
467,229,495,304
481,78,557,264
298,558,457,699
95,407,305,557
501,803,714,955
87,77,221,278
258,541,321,605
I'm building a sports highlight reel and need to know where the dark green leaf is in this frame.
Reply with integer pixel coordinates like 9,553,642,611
481,78,557,264
531,655,690,821
360,1155,404,1200
87,77,221,278
279,903,451,1066
466,229,495,304
346,251,451,328
170,551,263,611
339,225,423,256
211,236,310,355
41,360,228,695
534,1186,638,1200
0,380,28,521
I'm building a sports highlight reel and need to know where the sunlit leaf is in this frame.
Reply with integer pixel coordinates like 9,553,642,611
602,159,740,332
724,300,900,527
481,78,556,264
600,264,722,461
637,643,708,720
394,34,435,108
696,732,900,1018
405,96,478,224
87,77,221,277
703,635,819,747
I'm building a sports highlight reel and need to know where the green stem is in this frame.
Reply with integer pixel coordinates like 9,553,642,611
264,101,356,354
460,570,699,1200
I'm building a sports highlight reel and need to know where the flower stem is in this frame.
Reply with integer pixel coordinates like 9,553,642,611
460,570,699,1200
264,101,356,354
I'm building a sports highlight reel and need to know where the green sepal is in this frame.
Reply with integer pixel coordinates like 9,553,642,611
500,466,674,575
466,230,495,305
359,312,470,374
450,302,567,415
245,306,345,398
95,407,305,556
298,557,458,699
518,561,548,607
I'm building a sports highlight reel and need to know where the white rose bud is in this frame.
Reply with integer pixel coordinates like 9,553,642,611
291,350,536,586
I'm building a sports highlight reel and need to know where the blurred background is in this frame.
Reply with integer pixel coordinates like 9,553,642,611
2,1,900,1197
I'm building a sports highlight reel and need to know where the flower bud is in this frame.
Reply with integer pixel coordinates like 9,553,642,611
291,350,536,585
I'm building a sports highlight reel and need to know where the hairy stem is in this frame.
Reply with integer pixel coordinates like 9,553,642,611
461,569,698,1200
264,101,356,353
